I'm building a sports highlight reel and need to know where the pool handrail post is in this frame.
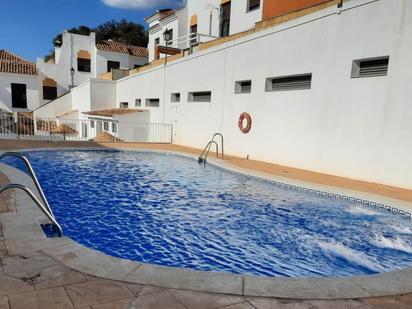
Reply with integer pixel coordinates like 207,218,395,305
212,133,224,159
0,183,63,236
0,152,55,218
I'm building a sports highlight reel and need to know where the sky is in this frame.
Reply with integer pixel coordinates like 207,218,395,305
0,0,184,62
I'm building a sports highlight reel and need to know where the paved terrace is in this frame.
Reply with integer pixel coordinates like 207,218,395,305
0,140,411,308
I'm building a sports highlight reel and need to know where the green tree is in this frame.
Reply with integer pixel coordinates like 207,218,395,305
44,20,148,61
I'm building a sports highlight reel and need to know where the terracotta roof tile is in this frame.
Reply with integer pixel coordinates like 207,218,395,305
0,50,37,75
96,41,148,58
83,108,145,117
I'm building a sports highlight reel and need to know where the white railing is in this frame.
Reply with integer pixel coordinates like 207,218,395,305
164,33,219,50
0,113,173,144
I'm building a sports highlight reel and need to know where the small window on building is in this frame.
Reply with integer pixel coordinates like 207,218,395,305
190,24,198,45
188,91,212,102
11,83,27,108
247,0,260,12
164,29,174,46
82,122,88,138
235,80,252,94
135,99,141,107
77,50,91,72
107,61,120,73
120,102,129,109
154,38,160,46
351,56,389,78
171,93,180,103
103,122,109,131
42,78,57,100
265,74,312,92
220,2,231,37
146,98,160,107
112,123,117,133
90,120,95,128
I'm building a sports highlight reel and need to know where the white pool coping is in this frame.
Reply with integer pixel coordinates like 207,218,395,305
1,147,412,300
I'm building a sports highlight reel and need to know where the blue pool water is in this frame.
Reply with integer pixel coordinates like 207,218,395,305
6,150,412,278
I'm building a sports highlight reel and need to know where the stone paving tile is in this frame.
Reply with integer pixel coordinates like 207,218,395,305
303,300,373,309
130,290,187,309
125,283,166,297
0,296,9,309
170,289,246,309
91,298,137,309
2,252,58,275
0,275,33,296
220,302,256,309
247,297,283,309
362,294,412,309
8,286,74,309
33,266,87,289
65,278,133,307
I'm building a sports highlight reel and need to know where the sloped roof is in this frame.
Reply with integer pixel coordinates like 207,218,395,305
96,41,148,58
0,50,37,75
84,108,145,117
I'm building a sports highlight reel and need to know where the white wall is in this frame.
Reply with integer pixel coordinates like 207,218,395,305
96,50,147,76
117,0,412,189
0,73,40,112
33,92,72,118
89,79,116,111
230,0,263,35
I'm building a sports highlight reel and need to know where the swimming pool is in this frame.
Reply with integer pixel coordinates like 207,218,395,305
7,150,412,278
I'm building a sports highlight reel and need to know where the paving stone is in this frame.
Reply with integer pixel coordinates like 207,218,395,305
171,289,245,309
65,278,133,307
247,297,283,309
361,293,412,309
0,274,33,296
32,265,87,289
8,286,73,309
131,290,186,309
0,296,9,309
2,252,58,275
91,298,137,309
220,302,256,309
125,283,166,297
303,300,373,309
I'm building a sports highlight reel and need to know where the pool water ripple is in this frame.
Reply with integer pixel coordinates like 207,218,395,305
6,150,412,278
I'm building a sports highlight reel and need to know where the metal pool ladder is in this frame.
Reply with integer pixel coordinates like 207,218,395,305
0,152,62,236
198,133,224,164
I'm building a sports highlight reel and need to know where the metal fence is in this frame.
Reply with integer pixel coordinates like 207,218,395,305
0,113,173,143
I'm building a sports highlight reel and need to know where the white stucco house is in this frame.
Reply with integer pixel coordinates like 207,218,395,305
36,31,148,105
0,50,40,113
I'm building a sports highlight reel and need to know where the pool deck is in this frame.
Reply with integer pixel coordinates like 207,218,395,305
0,140,412,308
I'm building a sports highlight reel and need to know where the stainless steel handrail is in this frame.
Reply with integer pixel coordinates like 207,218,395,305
0,152,55,218
212,133,224,159
198,141,219,164
0,184,62,236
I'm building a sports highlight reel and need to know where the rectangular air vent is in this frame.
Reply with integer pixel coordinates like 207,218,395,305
188,91,212,102
351,56,389,78
235,80,252,94
265,74,312,92
145,98,160,107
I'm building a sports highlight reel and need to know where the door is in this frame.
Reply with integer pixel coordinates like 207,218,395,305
220,2,231,37
11,83,27,108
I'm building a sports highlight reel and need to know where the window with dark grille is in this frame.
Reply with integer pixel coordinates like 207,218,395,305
43,86,57,100
188,91,212,102
135,99,141,107
107,61,120,73
120,102,129,109
247,0,260,12
112,123,117,133
351,56,389,78
77,58,91,72
103,122,109,131
235,80,252,94
155,38,160,46
164,29,174,45
220,2,231,37
11,83,27,108
190,24,198,45
171,93,180,103
146,98,160,107
265,74,312,92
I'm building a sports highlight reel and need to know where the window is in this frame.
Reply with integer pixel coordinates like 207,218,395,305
351,56,389,78
235,80,252,94
82,122,88,138
77,58,91,72
154,38,160,46
112,123,117,133
107,61,120,73
265,74,312,92
188,91,212,102
135,99,141,107
103,122,109,131
120,102,129,109
247,0,260,12
43,86,57,100
90,120,95,129
145,98,160,107
134,64,142,69
190,24,198,46
11,83,27,108
220,2,231,37
164,29,174,46
171,93,180,103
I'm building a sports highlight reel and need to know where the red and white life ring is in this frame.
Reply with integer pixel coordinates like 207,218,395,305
238,112,252,134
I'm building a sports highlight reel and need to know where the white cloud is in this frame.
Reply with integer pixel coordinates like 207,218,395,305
101,0,185,10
